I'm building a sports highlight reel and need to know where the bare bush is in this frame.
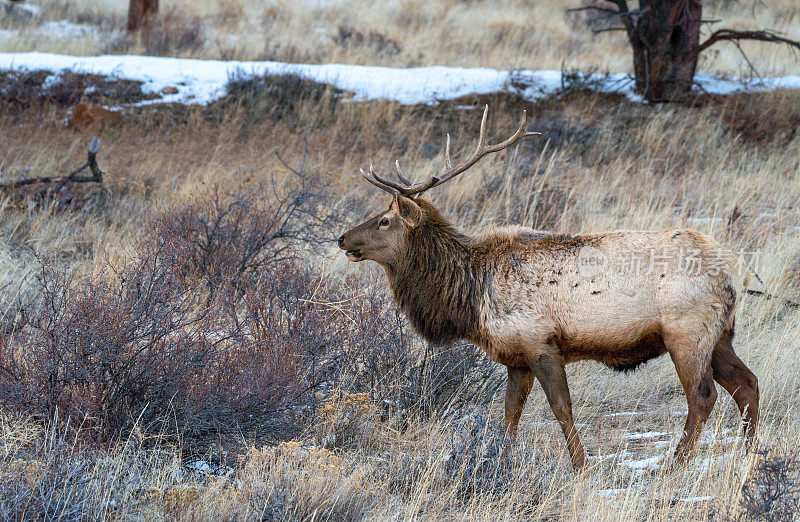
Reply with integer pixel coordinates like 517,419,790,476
734,445,800,522
0,70,154,111
0,156,493,449
155,179,334,299
334,25,402,56
215,71,342,127
0,242,317,445
327,283,498,420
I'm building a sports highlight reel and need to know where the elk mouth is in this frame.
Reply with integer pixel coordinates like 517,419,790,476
345,250,364,261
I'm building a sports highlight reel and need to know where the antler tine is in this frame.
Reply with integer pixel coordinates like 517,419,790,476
360,166,400,195
357,106,539,198
444,133,452,169
394,160,412,185
518,110,538,137
429,106,540,189
366,163,411,193
475,104,489,155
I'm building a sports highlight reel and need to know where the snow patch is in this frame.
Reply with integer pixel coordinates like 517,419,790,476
596,488,627,498
41,73,60,89
0,52,799,108
624,431,669,440
186,460,213,474
621,454,664,469
604,411,643,418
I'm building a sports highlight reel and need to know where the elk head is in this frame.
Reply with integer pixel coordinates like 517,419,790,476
338,106,539,267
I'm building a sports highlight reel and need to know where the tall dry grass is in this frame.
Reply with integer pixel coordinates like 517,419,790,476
0,77,798,519
2,0,800,510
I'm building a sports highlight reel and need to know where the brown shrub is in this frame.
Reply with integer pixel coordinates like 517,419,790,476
0,70,153,112
154,179,337,299
212,71,343,127
734,445,800,522
143,9,207,56
720,92,800,145
334,26,402,56
0,168,494,448
0,240,317,445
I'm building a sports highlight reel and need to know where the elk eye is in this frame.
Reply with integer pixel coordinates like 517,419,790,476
379,218,390,227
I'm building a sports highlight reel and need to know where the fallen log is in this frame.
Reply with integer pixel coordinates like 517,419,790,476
0,137,105,207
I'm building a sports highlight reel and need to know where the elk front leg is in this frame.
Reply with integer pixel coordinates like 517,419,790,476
529,353,587,471
504,366,535,440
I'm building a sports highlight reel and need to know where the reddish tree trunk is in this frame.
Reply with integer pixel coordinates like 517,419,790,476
629,0,702,101
127,0,159,33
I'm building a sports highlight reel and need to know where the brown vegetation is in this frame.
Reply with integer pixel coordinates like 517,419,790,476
0,55,797,517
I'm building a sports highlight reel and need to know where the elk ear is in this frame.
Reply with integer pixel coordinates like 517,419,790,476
395,196,423,228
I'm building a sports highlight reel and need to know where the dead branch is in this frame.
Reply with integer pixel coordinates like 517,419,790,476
0,137,103,191
700,28,800,52
604,0,634,36
571,2,650,40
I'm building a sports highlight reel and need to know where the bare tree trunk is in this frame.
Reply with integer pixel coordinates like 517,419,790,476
575,1,800,103
630,0,702,102
127,0,159,33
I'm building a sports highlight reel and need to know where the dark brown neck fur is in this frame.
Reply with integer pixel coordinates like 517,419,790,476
384,199,484,346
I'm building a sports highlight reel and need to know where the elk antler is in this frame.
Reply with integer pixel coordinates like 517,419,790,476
360,105,540,197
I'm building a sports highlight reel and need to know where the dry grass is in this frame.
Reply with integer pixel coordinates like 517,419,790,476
0,1,799,520
0,81,797,519
1,0,800,75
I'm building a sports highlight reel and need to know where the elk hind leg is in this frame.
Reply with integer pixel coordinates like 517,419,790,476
711,326,759,447
504,366,535,440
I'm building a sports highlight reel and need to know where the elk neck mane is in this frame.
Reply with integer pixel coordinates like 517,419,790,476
385,198,484,346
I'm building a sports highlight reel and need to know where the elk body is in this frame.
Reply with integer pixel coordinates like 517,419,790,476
339,107,759,471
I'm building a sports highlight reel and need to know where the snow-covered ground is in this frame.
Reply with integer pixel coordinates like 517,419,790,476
1,52,800,107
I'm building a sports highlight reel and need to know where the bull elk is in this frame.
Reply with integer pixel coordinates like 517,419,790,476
338,106,758,471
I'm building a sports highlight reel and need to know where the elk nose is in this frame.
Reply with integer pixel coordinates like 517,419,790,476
338,234,345,247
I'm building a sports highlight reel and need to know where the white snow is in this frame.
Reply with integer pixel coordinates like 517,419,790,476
588,451,631,461
1,52,799,108
621,454,664,469
698,428,735,445
596,488,627,498
0,22,101,43
186,460,213,474
604,411,643,418
687,217,724,224
624,431,669,440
